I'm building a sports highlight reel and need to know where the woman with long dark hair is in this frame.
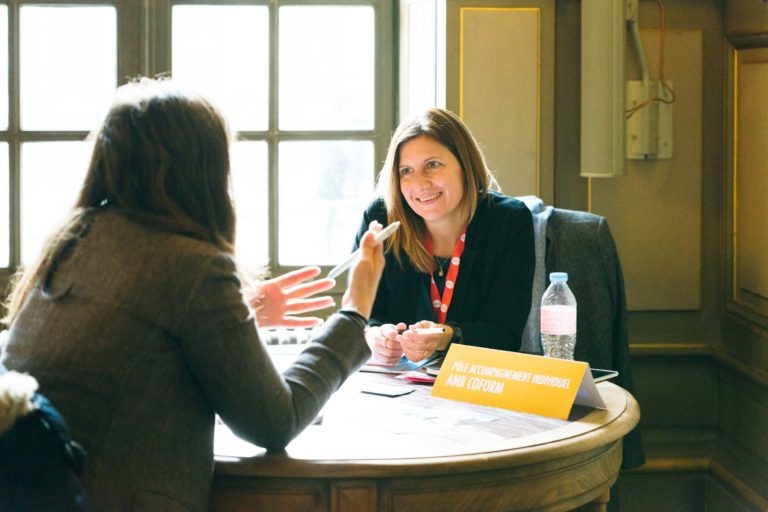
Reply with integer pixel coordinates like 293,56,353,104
1,78,384,511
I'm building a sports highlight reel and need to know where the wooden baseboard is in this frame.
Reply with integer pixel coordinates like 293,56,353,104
628,457,710,473
629,342,710,357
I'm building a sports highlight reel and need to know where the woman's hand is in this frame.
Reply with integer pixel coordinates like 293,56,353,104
243,266,335,329
340,220,386,321
398,321,452,362
366,323,406,365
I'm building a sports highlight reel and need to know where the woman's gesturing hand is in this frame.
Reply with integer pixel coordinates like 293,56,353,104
244,266,335,329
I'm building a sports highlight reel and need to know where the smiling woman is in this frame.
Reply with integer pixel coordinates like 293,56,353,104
397,135,467,237
349,107,536,366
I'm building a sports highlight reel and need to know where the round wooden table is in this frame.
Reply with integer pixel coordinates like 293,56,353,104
211,369,640,512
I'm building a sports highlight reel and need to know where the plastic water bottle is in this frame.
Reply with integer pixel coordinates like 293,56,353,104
540,272,577,360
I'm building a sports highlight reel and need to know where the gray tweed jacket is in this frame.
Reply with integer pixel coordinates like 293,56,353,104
0,210,370,511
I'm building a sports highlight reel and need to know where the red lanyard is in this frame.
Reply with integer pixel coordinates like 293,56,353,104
425,227,467,324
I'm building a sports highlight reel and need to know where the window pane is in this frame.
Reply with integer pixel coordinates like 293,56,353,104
279,141,373,265
173,6,269,132
279,6,374,130
20,6,116,131
21,142,92,264
230,141,269,269
0,143,7,267
402,0,439,117
0,6,8,130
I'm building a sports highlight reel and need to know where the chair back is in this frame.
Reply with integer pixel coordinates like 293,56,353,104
518,198,646,469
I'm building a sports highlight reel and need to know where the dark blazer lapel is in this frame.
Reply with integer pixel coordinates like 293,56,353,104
447,197,488,322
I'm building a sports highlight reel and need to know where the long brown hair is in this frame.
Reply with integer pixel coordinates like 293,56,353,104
376,108,499,273
3,77,236,325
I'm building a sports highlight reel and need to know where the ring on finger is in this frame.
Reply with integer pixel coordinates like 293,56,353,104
383,339,390,350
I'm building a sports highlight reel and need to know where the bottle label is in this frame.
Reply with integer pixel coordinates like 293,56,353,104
540,305,576,335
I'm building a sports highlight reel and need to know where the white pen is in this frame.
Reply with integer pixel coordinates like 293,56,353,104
412,327,446,334
396,327,446,335
328,221,401,279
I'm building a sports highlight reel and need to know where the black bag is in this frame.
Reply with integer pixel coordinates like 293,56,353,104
0,365,89,512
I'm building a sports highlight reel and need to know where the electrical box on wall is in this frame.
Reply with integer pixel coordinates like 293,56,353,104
625,80,674,159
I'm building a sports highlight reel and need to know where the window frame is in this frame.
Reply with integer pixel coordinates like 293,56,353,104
155,0,395,275
0,0,395,295
1,0,136,282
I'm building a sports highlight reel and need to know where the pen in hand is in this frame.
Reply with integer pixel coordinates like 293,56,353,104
328,221,401,279
396,327,446,335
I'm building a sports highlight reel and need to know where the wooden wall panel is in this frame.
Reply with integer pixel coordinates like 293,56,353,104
459,7,540,197
722,21,768,512
735,57,768,301
447,0,555,203
592,30,703,311
733,47,768,319
614,472,707,512
725,0,768,36
717,370,768,494
706,479,760,512
631,352,718,428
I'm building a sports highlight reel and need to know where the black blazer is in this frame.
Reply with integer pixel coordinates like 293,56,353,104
353,192,535,352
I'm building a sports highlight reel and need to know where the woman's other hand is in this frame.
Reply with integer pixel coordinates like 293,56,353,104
244,266,335,329
398,321,452,362
366,323,406,365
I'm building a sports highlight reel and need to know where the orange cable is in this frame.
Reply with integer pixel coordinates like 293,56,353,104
625,0,677,118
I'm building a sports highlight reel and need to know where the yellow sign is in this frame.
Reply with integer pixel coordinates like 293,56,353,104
431,344,605,419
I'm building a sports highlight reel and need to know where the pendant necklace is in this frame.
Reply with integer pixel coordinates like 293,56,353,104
435,256,450,277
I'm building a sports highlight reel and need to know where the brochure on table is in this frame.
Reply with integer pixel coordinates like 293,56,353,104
431,344,606,420
360,352,444,374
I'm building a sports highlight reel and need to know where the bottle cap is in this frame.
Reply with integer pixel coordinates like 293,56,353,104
549,272,568,282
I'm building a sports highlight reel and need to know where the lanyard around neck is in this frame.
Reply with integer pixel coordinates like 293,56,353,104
425,227,467,324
